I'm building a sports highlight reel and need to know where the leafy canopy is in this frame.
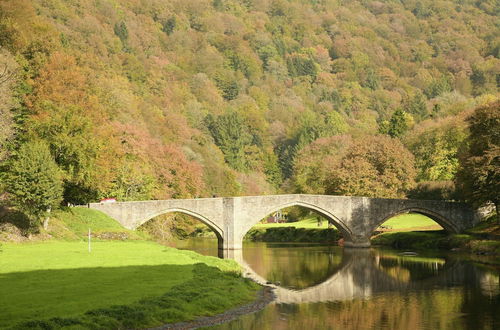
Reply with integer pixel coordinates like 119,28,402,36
456,101,500,216
2,141,63,224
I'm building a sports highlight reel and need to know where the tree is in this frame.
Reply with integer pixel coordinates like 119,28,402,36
385,109,410,138
2,141,63,230
162,17,176,35
293,135,352,194
326,136,416,198
286,53,319,79
0,50,17,162
206,112,254,171
456,101,500,220
406,92,428,120
114,21,128,44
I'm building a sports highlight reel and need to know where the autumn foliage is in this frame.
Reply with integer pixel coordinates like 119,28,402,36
0,0,497,212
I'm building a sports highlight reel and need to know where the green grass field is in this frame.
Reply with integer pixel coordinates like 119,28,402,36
48,207,145,240
377,213,442,231
0,240,259,328
253,213,442,231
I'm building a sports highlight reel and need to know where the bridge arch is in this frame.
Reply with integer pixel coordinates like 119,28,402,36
371,207,460,235
137,207,224,243
240,200,353,243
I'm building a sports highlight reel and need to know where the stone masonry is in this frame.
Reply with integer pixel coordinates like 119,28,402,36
87,194,479,257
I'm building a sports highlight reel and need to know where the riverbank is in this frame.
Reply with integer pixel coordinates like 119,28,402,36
245,227,342,243
154,286,275,329
0,241,261,329
242,213,440,243
0,207,263,329
372,217,500,261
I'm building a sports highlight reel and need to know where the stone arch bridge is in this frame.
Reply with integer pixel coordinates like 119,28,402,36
87,194,478,257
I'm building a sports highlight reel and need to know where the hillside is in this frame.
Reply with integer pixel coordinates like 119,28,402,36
0,0,498,208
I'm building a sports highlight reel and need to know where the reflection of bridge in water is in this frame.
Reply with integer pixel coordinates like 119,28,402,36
228,249,478,304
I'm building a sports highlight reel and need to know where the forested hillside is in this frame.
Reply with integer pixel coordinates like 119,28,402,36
0,0,498,211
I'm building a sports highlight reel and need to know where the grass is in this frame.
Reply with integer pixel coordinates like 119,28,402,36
253,217,332,229
48,207,145,241
0,240,260,329
378,213,442,230
243,213,444,243
372,215,500,259
253,213,442,231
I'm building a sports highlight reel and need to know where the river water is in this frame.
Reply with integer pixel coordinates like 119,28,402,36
168,238,500,330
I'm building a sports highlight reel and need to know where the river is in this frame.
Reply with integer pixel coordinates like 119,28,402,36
168,238,500,330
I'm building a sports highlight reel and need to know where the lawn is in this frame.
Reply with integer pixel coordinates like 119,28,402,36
253,217,331,229
378,213,442,231
253,213,442,231
0,240,259,329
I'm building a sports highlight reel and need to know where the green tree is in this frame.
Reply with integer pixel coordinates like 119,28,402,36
325,135,416,198
113,21,128,43
286,53,319,79
456,101,500,220
206,112,253,171
214,71,239,101
263,151,283,187
2,141,63,230
406,92,428,120
382,109,411,138
405,115,467,181
162,17,176,35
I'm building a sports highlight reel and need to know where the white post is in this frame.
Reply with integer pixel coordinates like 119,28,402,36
88,228,91,253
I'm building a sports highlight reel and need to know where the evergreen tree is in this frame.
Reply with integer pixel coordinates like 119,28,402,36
162,17,176,35
114,21,128,43
387,109,409,138
407,92,428,119
206,112,253,171
2,141,63,229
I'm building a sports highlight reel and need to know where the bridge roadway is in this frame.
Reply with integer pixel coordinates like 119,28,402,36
87,194,480,257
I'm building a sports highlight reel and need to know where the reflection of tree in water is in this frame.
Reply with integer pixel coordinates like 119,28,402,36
243,243,343,290
265,246,343,289
221,287,499,330
377,255,446,282
224,249,499,330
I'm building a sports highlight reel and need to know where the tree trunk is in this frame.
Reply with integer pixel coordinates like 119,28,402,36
43,207,51,230
496,202,499,224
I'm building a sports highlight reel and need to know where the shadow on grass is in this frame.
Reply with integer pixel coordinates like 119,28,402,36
0,263,258,329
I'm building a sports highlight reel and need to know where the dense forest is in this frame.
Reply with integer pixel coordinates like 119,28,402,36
0,0,498,228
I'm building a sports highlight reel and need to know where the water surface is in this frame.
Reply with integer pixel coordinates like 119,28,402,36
169,238,500,330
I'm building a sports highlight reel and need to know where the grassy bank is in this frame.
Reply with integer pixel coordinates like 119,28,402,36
0,241,260,329
245,227,341,243
244,213,441,243
372,216,500,257
0,208,261,329
0,207,144,242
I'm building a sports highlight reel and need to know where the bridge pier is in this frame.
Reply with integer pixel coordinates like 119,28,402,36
344,239,371,248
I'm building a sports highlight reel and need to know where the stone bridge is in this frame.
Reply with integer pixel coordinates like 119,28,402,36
87,194,479,256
